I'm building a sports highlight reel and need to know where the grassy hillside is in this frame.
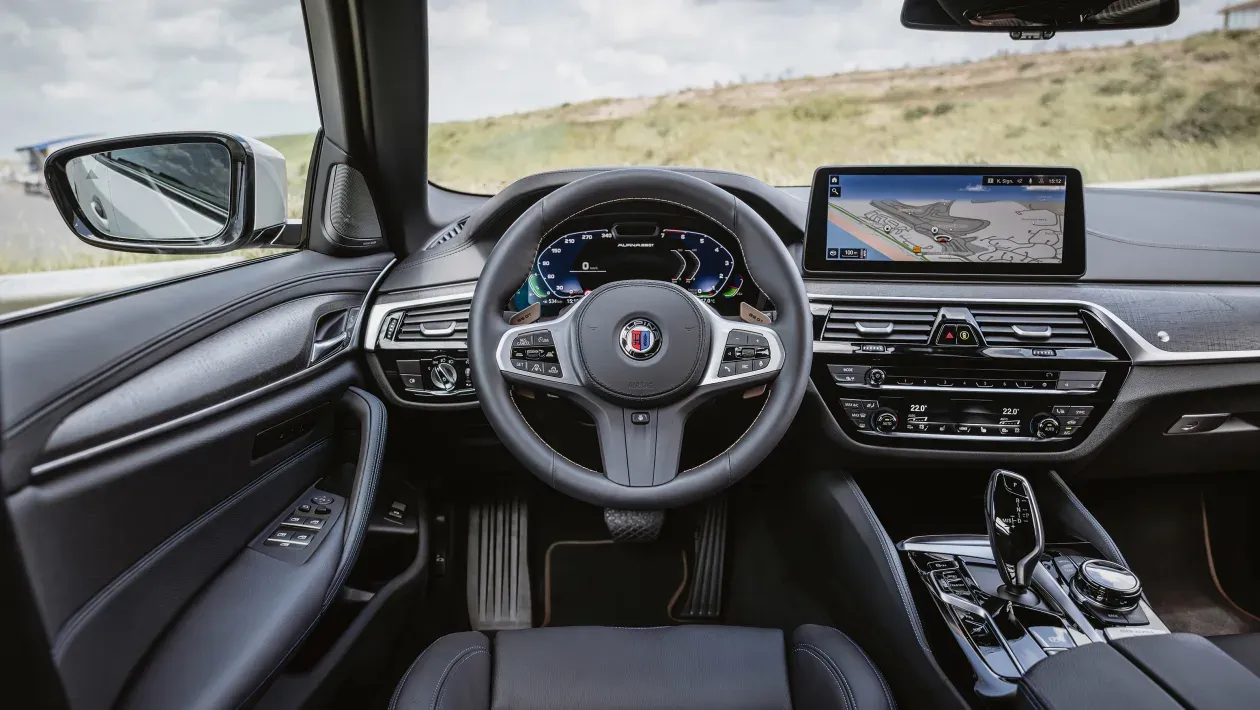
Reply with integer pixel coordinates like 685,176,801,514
272,30,1260,195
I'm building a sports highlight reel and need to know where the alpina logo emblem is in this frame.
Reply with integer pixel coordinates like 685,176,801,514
619,318,662,360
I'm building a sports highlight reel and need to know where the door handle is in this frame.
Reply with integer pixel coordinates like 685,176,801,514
310,308,352,365
310,332,348,365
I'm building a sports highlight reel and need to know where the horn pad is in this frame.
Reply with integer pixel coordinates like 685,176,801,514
572,281,710,406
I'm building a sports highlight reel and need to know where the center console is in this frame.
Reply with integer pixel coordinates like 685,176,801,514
812,300,1131,452
897,470,1168,700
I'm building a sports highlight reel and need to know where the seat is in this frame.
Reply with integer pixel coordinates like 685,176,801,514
1210,633,1260,677
389,624,895,710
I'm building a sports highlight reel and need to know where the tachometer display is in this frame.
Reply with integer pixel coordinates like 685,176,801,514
509,219,760,318
535,228,733,298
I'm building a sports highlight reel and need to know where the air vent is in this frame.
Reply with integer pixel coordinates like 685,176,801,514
423,217,469,250
394,301,469,342
822,302,939,344
972,305,1094,348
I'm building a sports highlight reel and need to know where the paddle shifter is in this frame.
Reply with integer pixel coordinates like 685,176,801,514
984,470,1044,599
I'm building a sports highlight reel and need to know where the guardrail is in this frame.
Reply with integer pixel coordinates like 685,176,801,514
0,257,243,316
1092,170,1260,192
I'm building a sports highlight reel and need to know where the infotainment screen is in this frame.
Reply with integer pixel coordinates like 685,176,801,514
803,166,1085,277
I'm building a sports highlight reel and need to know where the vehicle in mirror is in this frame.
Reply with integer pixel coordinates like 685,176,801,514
901,0,1180,35
43,132,293,254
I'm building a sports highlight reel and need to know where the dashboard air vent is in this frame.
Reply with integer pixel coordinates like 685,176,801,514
395,301,469,342
972,305,1094,348
822,302,939,345
423,216,469,250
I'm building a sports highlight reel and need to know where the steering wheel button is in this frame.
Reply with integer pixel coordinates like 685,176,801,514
531,331,554,346
630,412,650,425
736,360,753,374
718,363,737,377
748,333,770,348
511,359,529,371
543,363,563,377
753,359,769,371
527,362,544,374
726,331,749,346
512,335,533,348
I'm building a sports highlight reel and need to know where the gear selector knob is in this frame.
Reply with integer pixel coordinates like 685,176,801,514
985,469,1045,595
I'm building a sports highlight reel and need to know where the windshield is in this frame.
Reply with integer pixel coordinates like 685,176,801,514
428,0,1260,194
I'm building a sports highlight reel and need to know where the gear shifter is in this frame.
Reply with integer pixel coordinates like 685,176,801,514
985,469,1044,600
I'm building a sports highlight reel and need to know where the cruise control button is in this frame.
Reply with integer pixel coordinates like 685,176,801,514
531,331,554,346
527,362,545,374
512,335,533,348
511,359,529,371
543,362,563,377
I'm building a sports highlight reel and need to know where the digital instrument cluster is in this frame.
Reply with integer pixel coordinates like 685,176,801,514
508,217,760,317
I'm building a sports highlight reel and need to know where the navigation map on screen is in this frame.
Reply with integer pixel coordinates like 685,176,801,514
822,173,1067,264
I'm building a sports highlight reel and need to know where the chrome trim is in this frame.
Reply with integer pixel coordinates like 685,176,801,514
363,288,475,352
418,322,457,337
1011,324,1053,340
857,430,1070,443
808,293,1260,365
840,384,1096,395
855,322,895,336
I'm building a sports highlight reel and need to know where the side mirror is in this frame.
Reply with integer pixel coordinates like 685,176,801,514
44,132,294,254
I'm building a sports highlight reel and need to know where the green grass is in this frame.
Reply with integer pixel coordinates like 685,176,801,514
414,29,1260,194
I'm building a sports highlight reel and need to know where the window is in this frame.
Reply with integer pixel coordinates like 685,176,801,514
0,0,318,315
427,0,1258,194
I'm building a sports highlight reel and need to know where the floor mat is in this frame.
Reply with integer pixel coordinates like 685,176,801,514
1084,480,1260,637
543,540,687,627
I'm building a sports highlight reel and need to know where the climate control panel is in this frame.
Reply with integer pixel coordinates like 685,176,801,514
816,357,1125,451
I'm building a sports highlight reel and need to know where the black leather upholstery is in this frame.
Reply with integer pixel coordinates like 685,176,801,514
1113,632,1260,710
391,625,894,710
1210,633,1260,677
1016,641,1181,710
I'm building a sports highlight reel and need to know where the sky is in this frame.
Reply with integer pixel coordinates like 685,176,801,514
0,0,1228,159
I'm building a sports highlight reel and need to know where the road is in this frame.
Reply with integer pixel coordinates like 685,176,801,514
0,182,101,268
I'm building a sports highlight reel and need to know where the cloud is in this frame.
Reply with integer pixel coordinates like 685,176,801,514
962,184,992,192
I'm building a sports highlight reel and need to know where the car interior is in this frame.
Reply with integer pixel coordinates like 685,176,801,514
4,1,1260,709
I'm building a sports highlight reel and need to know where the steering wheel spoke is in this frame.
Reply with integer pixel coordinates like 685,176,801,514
495,308,581,393
582,398,689,487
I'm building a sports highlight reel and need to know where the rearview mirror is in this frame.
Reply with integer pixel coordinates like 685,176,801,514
44,132,292,254
902,0,1179,35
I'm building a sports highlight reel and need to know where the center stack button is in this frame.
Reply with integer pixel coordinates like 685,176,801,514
872,408,899,433
866,368,886,387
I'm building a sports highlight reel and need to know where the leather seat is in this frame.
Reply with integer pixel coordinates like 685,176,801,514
390,624,895,710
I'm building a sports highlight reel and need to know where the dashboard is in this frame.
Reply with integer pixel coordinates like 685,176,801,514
507,212,764,318
363,164,1260,481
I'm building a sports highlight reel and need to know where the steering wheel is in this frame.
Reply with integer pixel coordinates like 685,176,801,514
469,169,811,509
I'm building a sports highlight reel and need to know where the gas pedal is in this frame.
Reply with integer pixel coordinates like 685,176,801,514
676,497,728,620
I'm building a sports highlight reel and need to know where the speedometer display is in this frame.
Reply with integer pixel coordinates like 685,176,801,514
510,224,753,317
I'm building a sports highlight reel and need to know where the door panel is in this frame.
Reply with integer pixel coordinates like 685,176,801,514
0,252,391,709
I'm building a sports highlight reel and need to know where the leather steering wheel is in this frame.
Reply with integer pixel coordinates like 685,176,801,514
469,168,811,508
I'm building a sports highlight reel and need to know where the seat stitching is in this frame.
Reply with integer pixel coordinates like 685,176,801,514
830,632,897,709
391,642,487,710
844,477,931,654
433,649,489,710
794,645,856,710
